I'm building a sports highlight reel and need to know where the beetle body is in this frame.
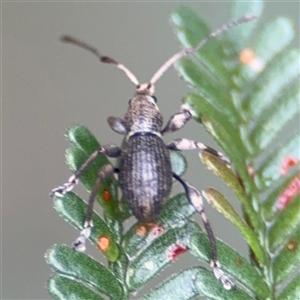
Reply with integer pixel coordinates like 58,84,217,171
118,91,172,222
119,132,172,222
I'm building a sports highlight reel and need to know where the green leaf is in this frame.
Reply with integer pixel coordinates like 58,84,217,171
182,94,251,188
46,245,124,299
141,267,202,300
262,170,299,221
108,249,128,289
241,17,295,81
255,17,294,61
256,132,300,190
228,0,263,52
273,232,300,285
278,273,300,300
66,125,120,220
171,6,230,82
193,269,255,300
159,193,195,227
48,275,105,300
126,221,200,290
123,193,195,257
243,48,300,123
182,92,233,124
249,78,300,152
66,125,106,183
200,151,259,228
269,195,300,252
203,188,265,265
172,5,299,298
142,266,255,300
253,16,295,76
189,233,269,299
176,58,232,114
53,193,119,262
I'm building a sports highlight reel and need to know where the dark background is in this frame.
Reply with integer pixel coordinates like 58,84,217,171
2,1,299,299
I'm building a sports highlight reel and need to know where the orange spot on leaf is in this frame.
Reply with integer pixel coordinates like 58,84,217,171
240,48,255,64
102,189,111,202
97,236,110,252
286,239,297,252
239,48,264,72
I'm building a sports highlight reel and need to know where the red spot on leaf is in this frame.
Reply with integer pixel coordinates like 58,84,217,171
102,189,111,202
150,225,164,237
240,48,255,64
286,239,297,252
277,176,300,210
280,157,299,175
169,244,187,261
135,223,163,238
97,235,110,252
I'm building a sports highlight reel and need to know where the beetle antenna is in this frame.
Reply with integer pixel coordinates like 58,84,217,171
60,35,140,87
149,14,256,85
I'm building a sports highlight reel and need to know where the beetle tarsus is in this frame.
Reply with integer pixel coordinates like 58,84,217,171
73,226,92,252
212,261,236,290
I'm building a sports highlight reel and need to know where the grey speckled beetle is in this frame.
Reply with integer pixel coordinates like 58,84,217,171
51,15,255,290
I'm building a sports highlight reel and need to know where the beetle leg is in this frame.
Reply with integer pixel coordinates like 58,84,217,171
107,116,127,135
167,138,230,166
173,172,235,290
73,164,118,252
161,108,192,135
50,144,121,197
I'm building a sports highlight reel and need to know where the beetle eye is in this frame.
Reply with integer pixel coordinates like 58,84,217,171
151,96,157,103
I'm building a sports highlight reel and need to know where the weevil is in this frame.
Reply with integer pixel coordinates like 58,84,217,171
51,14,255,290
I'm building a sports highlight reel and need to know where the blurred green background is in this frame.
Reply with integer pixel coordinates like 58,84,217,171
3,1,299,299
